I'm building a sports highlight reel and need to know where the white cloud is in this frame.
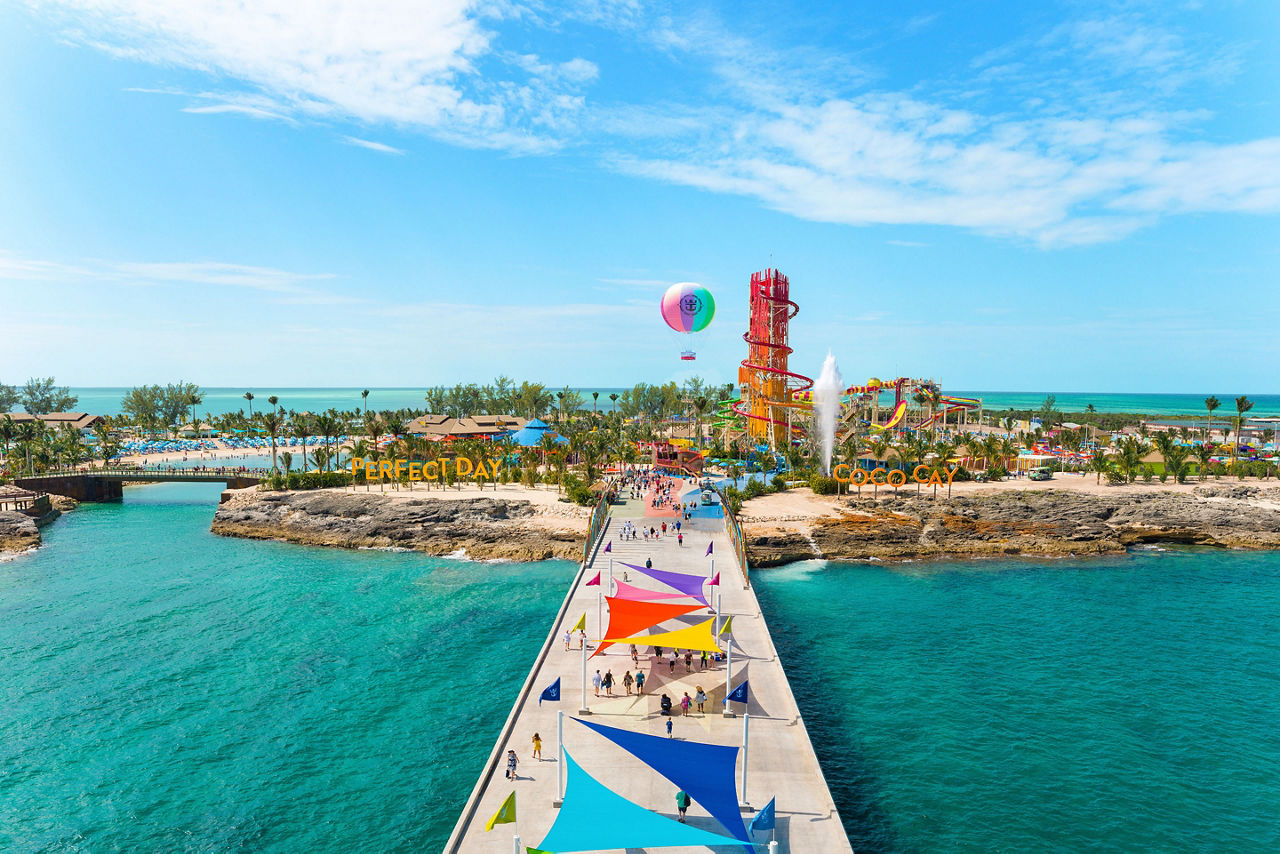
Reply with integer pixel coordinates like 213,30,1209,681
39,0,597,150
0,251,352,303
342,136,406,155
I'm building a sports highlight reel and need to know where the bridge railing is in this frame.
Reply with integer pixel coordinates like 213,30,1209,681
583,490,610,565
30,466,270,479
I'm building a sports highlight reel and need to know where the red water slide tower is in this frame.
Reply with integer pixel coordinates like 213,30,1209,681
735,269,813,448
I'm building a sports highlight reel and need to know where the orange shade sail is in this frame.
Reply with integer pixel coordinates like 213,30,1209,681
593,597,703,658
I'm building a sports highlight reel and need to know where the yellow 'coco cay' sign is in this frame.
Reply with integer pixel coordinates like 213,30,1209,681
833,464,960,489
351,457,504,482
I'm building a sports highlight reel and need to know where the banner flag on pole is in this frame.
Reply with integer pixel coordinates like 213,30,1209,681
726,679,749,705
748,797,776,834
604,541,612,553
571,613,586,633
719,615,733,635
539,677,561,706
485,791,516,832
709,571,720,587
585,571,601,586
705,541,714,556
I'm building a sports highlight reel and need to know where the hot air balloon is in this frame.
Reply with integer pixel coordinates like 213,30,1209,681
660,282,715,361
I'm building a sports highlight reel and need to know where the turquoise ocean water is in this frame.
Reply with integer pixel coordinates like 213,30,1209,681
754,555,1280,852
0,483,573,851
6,487,1280,851
62,388,1280,418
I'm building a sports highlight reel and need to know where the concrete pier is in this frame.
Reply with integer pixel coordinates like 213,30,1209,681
445,479,851,852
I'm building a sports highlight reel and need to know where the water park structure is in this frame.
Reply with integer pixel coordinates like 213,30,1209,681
734,269,814,450
722,268,983,448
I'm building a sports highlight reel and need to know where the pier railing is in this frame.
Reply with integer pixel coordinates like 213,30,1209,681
714,485,750,587
583,490,610,565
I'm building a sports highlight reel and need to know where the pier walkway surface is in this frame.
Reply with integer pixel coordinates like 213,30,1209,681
446,479,851,853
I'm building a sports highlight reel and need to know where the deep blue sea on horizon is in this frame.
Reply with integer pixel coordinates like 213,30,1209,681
5,488,1280,851
59,387,1280,419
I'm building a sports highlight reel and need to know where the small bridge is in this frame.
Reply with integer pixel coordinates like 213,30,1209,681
15,467,266,502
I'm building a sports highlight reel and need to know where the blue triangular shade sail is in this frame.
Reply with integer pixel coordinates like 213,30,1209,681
538,749,745,852
621,561,708,605
576,718,750,842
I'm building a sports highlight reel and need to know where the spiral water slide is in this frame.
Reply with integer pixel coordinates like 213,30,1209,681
732,284,813,436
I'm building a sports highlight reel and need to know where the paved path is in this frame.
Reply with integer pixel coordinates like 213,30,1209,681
446,479,851,853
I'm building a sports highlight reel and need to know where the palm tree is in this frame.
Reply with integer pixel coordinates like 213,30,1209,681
1194,442,1215,481
243,391,255,418
262,412,283,472
592,391,599,418
280,451,293,481
609,393,619,415
295,414,313,472
1234,395,1254,461
1091,445,1111,484
187,392,203,434
1204,395,1220,442
1116,436,1148,483
0,414,16,470
361,389,370,415
267,395,280,415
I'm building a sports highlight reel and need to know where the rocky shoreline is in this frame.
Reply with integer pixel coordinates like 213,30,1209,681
211,488,588,562
743,485,1280,567
0,494,75,554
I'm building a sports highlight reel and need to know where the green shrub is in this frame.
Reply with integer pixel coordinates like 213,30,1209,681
743,478,768,499
988,464,1008,481
1106,469,1127,485
809,475,839,495
772,474,788,491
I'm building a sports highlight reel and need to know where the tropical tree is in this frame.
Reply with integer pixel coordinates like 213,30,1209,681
868,434,891,499
1204,395,1221,441
262,412,283,472
1234,395,1254,460
19,377,77,415
295,414,314,472
243,391,255,418
1091,447,1112,484
267,395,280,415
361,389,370,415
16,418,43,474
93,417,117,468
1115,436,1149,483
0,414,15,469
1194,442,1215,481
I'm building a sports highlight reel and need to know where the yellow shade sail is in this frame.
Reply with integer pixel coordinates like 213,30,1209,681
606,617,722,653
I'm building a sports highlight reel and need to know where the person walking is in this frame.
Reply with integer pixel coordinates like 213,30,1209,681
675,790,692,821
700,650,708,669
635,670,646,694
532,732,542,761
592,669,602,697
623,670,634,695
505,749,519,780
669,649,678,672
578,628,586,649
684,651,693,671
603,669,615,696
677,532,683,546
695,686,707,713
681,692,692,716
666,717,674,738
563,629,571,650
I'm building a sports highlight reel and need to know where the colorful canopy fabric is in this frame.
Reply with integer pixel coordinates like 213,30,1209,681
607,616,722,653
593,598,703,658
621,561,708,605
613,579,693,602
577,718,750,842
538,749,744,852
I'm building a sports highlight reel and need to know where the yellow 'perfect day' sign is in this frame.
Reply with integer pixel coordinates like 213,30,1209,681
351,457,504,482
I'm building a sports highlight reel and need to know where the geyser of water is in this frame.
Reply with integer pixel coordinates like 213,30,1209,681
813,351,844,476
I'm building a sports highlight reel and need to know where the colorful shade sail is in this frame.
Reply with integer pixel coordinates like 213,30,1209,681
577,718,750,842
538,749,744,852
660,282,716,333
593,598,703,658
607,616,722,653
613,579,694,602
621,561,708,605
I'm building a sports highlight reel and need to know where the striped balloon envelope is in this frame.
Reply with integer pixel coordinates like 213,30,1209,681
660,282,715,333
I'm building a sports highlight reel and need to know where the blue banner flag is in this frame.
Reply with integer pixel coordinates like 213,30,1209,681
726,679,749,705
705,541,713,556
604,541,612,553
748,797,775,834
539,677,561,706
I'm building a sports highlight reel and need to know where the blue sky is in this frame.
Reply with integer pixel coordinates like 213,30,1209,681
1,0,1277,392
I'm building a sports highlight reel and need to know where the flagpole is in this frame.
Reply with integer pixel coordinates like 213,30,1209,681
741,712,751,808
768,841,778,854
579,638,590,715
723,625,734,718
512,833,521,854
609,557,614,593
556,709,565,805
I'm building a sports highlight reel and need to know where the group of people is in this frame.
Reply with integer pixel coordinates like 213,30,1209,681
659,687,709,717
592,667,646,696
